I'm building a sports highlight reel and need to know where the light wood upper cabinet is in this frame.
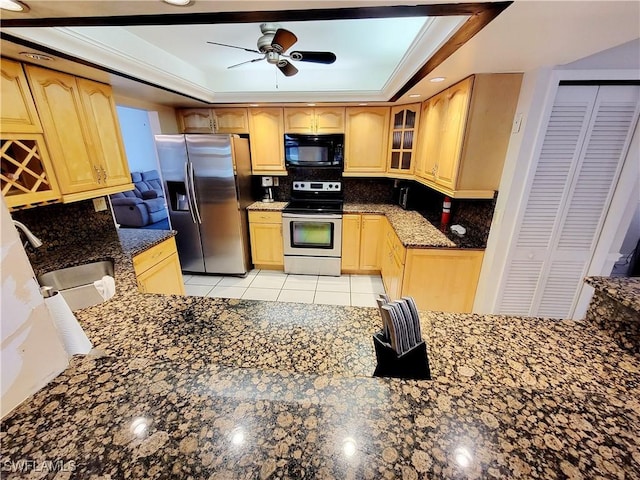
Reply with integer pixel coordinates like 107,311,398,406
1,58,42,134
415,74,522,198
25,65,99,195
76,78,130,188
248,108,286,174
177,108,249,134
25,65,132,202
214,108,249,133
344,107,390,174
415,94,446,183
177,109,215,133
388,103,420,176
284,107,345,133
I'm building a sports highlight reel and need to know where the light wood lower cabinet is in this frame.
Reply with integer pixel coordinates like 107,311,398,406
248,211,283,269
133,237,185,295
380,219,406,299
341,213,384,273
402,249,484,313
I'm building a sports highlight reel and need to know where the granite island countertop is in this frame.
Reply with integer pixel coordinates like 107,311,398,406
586,275,640,313
2,220,640,478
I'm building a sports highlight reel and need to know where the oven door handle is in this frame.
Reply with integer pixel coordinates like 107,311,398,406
282,213,342,220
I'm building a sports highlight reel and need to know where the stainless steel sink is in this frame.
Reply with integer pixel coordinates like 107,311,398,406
38,260,115,310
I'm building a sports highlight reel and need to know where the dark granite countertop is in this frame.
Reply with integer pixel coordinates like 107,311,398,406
2,226,639,478
585,276,640,313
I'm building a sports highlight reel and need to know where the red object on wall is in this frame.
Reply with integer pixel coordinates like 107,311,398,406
440,196,451,232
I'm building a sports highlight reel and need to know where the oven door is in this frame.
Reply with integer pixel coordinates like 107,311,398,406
282,213,342,257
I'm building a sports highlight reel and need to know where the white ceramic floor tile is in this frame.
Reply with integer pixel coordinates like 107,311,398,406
185,275,223,286
314,290,351,306
246,269,260,277
351,292,379,307
350,275,385,294
218,275,256,288
250,275,287,289
207,285,247,299
283,275,318,290
181,274,193,283
316,275,351,292
184,285,214,297
277,289,315,304
255,270,288,279
242,288,280,301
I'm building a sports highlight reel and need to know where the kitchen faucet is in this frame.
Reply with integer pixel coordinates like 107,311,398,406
12,220,43,248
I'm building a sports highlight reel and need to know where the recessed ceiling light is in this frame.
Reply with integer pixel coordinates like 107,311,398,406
358,103,368,106
0,0,29,12
249,104,259,107
430,77,446,83
307,103,316,107
408,94,421,98
20,52,53,61
162,0,192,6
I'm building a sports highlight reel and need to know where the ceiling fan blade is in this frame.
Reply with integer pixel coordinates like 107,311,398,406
290,51,337,64
277,60,298,77
207,41,261,54
228,56,266,69
271,28,297,53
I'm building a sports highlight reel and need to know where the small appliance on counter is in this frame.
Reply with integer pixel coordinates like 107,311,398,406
398,186,410,210
261,176,275,203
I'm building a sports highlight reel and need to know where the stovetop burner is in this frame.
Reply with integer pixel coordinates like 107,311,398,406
284,199,344,215
284,180,344,215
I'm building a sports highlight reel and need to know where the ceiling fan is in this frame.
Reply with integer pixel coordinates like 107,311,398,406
207,23,337,77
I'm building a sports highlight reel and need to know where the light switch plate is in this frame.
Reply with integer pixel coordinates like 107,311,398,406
93,197,107,212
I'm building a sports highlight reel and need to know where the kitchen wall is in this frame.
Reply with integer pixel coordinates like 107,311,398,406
116,105,160,173
1,197,69,418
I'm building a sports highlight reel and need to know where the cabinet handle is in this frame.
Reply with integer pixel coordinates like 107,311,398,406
94,165,102,184
101,167,107,182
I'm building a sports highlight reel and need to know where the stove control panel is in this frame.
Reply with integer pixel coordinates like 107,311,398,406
292,181,342,192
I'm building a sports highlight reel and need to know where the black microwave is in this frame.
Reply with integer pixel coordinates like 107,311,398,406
284,133,344,168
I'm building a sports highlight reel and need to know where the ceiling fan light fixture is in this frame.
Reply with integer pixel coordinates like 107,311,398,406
162,0,192,6
0,0,28,12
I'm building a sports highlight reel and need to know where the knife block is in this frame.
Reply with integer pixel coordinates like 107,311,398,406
372,332,431,380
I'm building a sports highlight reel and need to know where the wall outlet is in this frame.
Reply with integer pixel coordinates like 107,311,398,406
273,177,279,186
92,197,108,212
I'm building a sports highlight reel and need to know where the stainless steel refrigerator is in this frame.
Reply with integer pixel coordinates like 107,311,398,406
154,134,252,275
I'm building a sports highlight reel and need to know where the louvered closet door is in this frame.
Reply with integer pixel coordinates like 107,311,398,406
499,85,640,318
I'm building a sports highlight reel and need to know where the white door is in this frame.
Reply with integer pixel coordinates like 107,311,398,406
498,84,640,318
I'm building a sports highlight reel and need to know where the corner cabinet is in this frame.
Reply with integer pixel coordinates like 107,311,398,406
284,107,345,134
248,210,284,269
1,58,61,209
133,236,185,295
177,108,249,134
415,74,523,199
387,103,420,176
344,107,390,175
24,64,133,203
248,108,286,175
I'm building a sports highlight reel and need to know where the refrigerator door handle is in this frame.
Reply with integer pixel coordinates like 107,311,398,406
184,162,197,224
188,161,203,224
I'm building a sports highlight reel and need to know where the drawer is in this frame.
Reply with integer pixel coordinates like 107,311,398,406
249,210,282,224
133,236,178,275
